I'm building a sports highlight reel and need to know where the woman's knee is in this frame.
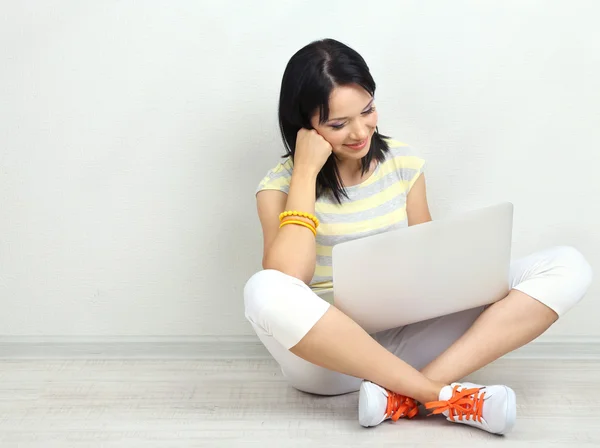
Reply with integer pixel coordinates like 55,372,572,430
243,269,328,350
552,245,593,296
540,246,593,314
512,245,593,317
243,269,293,326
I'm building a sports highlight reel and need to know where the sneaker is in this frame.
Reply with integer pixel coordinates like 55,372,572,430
425,382,516,435
358,380,419,427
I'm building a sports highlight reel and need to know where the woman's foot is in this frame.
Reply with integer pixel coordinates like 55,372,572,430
425,382,517,435
359,380,517,435
358,381,419,427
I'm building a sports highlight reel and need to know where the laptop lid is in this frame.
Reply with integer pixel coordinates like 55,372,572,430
331,202,513,333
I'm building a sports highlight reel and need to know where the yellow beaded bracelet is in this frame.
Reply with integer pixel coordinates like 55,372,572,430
279,219,317,237
279,210,319,228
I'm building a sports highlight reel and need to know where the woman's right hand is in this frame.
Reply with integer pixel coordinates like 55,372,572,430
293,129,333,175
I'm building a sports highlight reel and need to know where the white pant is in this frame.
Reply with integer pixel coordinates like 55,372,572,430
244,246,593,396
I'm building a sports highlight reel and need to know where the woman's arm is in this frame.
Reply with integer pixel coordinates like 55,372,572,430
257,168,319,285
406,173,432,226
257,129,332,285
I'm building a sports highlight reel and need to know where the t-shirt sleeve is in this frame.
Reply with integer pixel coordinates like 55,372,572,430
255,157,294,195
386,140,427,193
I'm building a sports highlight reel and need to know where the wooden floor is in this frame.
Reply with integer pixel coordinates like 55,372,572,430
0,358,599,447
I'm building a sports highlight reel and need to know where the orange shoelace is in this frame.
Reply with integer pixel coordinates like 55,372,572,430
385,391,419,421
424,385,485,422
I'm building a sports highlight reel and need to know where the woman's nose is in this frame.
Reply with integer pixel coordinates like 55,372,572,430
350,124,368,141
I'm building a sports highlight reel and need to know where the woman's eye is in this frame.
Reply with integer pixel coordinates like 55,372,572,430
330,123,345,130
362,106,376,115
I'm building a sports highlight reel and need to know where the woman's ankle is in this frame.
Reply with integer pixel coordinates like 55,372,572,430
416,381,446,404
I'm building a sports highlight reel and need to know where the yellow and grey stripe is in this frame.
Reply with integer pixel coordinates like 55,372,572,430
256,139,426,294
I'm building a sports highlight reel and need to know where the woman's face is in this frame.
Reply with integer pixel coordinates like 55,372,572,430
310,84,379,162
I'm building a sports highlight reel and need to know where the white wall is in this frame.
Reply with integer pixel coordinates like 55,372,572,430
1,1,599,339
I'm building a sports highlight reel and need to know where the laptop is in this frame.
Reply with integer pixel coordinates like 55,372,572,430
331,202,513,334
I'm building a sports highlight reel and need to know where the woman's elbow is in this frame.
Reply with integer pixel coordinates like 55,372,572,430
262,256,313,285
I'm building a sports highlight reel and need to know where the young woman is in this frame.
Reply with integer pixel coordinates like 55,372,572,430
243,38,593,434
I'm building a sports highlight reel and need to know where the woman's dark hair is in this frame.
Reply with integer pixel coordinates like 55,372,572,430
278,38,389,204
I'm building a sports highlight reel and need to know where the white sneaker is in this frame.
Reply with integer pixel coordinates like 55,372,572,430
358,380,419,427
425,382,516,435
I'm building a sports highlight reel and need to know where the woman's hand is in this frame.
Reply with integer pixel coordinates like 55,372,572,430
293,129,333,175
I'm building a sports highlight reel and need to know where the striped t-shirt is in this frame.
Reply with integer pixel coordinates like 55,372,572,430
256,138,426,302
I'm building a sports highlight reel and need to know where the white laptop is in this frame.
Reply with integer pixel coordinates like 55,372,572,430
331,202,513,334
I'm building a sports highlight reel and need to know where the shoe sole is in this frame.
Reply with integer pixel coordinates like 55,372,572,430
498,386,517,435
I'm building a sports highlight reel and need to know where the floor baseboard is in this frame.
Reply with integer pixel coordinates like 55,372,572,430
0,335,599,359
0,336,269,359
